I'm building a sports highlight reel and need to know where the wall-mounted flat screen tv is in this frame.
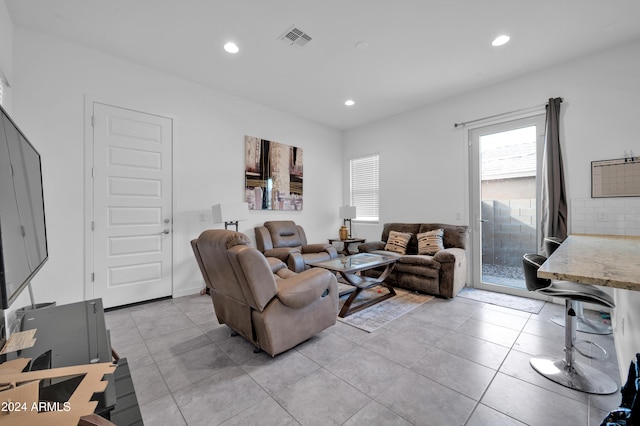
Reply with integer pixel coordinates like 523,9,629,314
0,104,48,309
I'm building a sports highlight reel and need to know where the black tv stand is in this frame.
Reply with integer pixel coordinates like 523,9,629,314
3,299,142,424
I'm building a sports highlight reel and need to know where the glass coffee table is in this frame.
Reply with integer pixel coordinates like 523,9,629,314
308,253,397,318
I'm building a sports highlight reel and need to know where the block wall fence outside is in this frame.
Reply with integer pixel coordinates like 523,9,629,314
482,199,536,267
570,197,640,236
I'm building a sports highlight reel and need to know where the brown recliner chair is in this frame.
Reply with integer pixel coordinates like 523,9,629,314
191,229,338,356
254,220,339,272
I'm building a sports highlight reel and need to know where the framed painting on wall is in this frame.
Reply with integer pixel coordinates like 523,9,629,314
245,135,303,210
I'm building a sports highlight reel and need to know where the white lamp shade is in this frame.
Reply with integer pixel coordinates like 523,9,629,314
339,205,357,219
212,202,249,223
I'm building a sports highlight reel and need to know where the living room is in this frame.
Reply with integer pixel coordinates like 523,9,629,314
1,1,640,425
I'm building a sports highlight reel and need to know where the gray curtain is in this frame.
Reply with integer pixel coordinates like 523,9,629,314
540,97,567,252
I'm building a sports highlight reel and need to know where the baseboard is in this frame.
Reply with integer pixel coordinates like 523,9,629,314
173,283,204,299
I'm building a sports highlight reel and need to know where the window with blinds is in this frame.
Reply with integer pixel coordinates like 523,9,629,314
350,154,379,222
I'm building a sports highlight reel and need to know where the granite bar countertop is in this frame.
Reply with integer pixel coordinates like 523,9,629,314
538,234,640,291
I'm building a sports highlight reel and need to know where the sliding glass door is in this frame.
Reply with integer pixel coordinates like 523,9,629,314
469,115,545,296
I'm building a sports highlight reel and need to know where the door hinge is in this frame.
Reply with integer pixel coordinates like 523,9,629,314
91,221,95,231
91,272,95,282
91,116,95,127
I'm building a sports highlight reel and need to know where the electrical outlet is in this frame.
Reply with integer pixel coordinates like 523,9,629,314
597,212,607,222
455,212,461,221
199,212,206,222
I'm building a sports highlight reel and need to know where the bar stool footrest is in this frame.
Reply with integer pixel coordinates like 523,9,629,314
551,315,612,335
575,339,608,361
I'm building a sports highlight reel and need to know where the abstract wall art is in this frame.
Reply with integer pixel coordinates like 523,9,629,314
245,135,303,210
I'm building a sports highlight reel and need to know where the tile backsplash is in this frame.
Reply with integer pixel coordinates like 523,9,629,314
571,197,640,236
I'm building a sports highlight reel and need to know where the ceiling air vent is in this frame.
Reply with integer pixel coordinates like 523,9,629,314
278,25,312,48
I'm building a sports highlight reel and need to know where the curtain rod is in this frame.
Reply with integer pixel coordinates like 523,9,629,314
454,98,563,128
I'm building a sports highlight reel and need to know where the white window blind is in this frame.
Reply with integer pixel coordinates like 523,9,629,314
350,154,379,221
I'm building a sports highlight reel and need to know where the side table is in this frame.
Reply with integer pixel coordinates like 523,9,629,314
328,237,365,256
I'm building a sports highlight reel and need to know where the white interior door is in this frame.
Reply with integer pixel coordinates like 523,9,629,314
90,102,173,308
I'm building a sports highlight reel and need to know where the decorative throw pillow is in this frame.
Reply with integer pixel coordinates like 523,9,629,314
385,231,412,254
417,229,445,255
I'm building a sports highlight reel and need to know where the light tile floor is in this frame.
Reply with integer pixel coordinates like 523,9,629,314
105,293,624,426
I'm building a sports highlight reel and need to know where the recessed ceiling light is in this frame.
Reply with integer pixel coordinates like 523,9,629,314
345,99,355,106
491,35,510,47
355,41,369,50
224,42,239,54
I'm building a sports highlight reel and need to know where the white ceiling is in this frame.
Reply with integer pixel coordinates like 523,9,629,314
6,0,640,130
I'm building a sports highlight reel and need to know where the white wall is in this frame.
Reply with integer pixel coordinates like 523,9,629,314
344,38,640,379
0,0,12,110
10,27,343,312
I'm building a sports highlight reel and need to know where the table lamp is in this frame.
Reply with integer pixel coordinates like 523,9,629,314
212,202,249,231
339,205,357,238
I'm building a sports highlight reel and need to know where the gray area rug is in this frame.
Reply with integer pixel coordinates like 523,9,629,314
337,285,433,332
457,287,545,314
